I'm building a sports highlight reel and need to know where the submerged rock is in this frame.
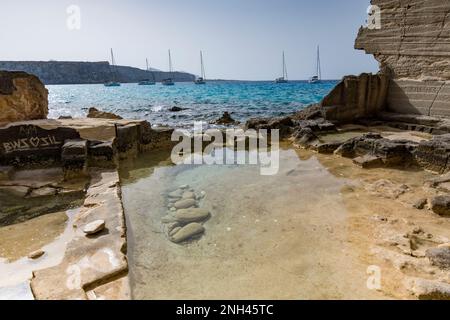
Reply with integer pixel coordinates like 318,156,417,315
170,223,205,243
169,106,187,112
365,180,409,199
182,191,196,200
174,208,210,224
87,107,122,120
353,155,383,169
168,189,183,199
174,199,196,210
169,227,182,237
214,112,239,125
83,220,106,235
430,196,450,217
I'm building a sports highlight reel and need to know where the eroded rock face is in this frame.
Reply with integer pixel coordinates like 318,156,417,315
0,71,48,123
414,134,450,174
334,133,418,167
355,1,450,116
321,73,389,123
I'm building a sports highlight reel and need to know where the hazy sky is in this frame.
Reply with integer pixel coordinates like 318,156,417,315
0,0,378,80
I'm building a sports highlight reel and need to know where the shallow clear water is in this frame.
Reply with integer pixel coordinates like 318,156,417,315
120,146,383,299
48,81,337,127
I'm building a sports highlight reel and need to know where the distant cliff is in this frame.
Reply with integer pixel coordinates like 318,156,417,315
0,61,195,85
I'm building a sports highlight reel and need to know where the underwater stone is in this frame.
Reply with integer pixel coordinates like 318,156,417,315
174,208,211,224
182,191,196,200
170,223,205,243
174,199,196,210
168,189,183,199
169,227,182,237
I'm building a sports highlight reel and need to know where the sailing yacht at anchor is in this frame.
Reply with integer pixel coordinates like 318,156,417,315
309,45,322,84
138,58,156,85
162,50,175,86
275,51,288,84
194,51,206,85
104,49,121,87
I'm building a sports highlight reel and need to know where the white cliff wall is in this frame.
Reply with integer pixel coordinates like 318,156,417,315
355,0,450,117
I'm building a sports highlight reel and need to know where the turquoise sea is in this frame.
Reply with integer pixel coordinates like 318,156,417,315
47,80,337,127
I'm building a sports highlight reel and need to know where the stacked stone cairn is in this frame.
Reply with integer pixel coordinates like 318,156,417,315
161,185,209,244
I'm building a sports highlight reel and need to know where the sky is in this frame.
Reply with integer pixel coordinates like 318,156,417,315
0,0,379,80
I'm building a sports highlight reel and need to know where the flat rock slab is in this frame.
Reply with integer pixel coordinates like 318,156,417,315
0,166,14,180
28,187,57,198
353,155,383,169
170,223,205,244
83,220,106,235
431,196,450,216
31,170,129,300
174,199,196,210
174,208,210,224
0,185,30,198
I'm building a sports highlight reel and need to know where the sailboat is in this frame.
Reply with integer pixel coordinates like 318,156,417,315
275,51,288,84
309,45,322,84
104,49,121,87
194,51,206,85
138,58,156,85
162,50,175,86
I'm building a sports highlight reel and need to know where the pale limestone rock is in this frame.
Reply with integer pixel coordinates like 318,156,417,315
0,71,48,124
28,250,45,260
174,208,211,224
174,199,196,210
170,223,205,243
355,1,450,117
83,220,106,235
182,191,196,200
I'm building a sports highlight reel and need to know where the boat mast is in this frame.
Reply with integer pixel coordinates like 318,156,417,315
282,51,288,80
317,45,322,80
110,48,117,82
168,50,173,74
200,51,206,79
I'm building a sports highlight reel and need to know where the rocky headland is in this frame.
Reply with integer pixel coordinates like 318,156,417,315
0,61,195,85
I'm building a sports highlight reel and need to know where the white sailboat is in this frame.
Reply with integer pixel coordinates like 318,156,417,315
104,49,121,87
309,45,322,84
194,51,206,85
275,51,288,84
138,58,156,85
162,50,175,86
